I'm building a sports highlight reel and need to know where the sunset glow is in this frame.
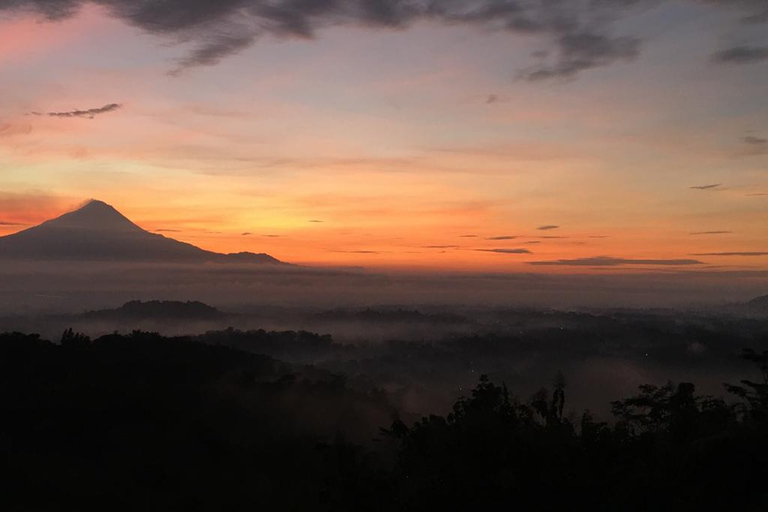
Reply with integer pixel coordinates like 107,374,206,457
1,2,766,271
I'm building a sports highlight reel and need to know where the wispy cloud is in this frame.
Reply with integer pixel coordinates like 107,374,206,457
537,225,560,231
691,252,768,256
689,231,732,235
31,103,122,119
744,136,768,145
485,235,519,240
476,248,532,254
713,46,768,65
690,184,721,190
529,256,703,266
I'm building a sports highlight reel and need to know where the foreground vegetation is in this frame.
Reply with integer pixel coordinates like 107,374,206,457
2,330,767,511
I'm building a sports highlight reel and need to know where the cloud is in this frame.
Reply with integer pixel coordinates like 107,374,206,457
520,32,641,81
746,193,767,197
713,45,768,64
689,231,732,235
424,245,460,249
459,234,478,238
691,252,768,256
154,229,182,233
309,220,324,223
0,123,32,138
690,184,721,190
31,103,122,119
476,248,532,254
485,235,519,240
0,220,25,226
241,232,252,236
529,256,704,266
4,1,765,78
262,234,281,238
537,225,559,231
744,136,768,145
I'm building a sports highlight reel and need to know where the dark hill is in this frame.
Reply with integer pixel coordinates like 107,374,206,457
83,300,225,321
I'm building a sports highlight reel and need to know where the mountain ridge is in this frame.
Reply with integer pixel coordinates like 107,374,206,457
0,200,284,265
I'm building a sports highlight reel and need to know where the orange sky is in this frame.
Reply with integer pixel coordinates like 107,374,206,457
0,3,766,272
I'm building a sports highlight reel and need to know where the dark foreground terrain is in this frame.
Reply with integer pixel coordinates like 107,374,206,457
2,326,768,511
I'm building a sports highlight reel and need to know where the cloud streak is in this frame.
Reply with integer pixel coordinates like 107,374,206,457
31,103,122,119
713,46,768,64
537,225,559,231
477,248,531,254
690,184,721,190
691,252,768,257
529,256,704,267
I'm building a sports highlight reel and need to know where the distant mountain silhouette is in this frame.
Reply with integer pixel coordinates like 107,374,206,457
746,294,768,312
0,200,283,264
83,300,225,321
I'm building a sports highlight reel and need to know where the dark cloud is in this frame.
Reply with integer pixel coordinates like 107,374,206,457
539,236,567,239
691,252,768,256
746,192,767,196
529,256,704,266
476,248,532,254
0,221,25,226
690,184,721,190
689,231,732,235
459,234,478,238
520,32,641,81
262,234,281,238
537,225,559,230
4,1,765,78
155,229,182,233
485,235,519,240
485,94,509,104
744,135,768,145
31,103,122,119
712,45,768,64
242,232,252,236
525,241,541,245
424,245,460,249
309,220,324,223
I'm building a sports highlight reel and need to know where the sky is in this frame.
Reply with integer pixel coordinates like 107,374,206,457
0,0,766,271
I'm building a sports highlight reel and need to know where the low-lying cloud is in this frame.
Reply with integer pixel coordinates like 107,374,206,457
691,252,768,257
529,256,704,267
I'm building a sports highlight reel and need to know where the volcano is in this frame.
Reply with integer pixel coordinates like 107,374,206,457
0,200,283,264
